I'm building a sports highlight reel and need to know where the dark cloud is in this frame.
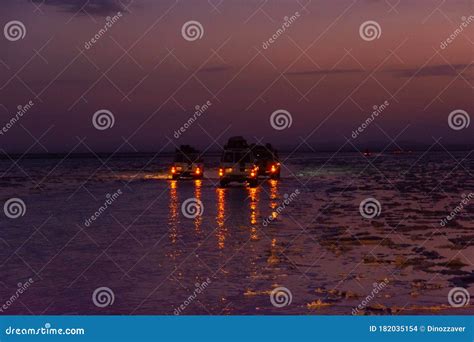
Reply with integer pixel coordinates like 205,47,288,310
284,69,365,76
32,0,125,16
286,64,474,79
386,63,474,78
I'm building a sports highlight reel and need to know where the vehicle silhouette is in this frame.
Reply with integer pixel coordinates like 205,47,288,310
251,143,281,179
169,145,204,180
218,136,259,187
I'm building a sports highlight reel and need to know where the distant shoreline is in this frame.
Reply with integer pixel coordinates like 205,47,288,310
0,147,473,160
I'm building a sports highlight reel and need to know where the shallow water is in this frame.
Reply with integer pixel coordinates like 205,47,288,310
0,152,473,315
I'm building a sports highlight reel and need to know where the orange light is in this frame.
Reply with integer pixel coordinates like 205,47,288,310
271,164,277,173
250,167,258,178
195,168,201,175
171,167,176,174
218,168,224,177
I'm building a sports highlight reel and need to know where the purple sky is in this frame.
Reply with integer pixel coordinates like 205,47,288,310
0,0,473,153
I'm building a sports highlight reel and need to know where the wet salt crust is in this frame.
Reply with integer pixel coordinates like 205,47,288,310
0,152,472,314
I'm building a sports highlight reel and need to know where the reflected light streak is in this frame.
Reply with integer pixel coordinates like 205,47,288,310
216,187,227,249
194,179,203,234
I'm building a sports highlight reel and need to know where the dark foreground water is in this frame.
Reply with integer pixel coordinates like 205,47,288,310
0,152,473,315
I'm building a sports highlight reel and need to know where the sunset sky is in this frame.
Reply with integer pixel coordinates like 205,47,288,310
0,0,473,153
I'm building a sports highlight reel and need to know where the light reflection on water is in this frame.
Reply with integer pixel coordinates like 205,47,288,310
164,180,284,251
167,180,180,260
248,187,259,241
216,187,227,250
269,179,279,220
194,179,203,235
1,153,473,314
159,165,474,315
